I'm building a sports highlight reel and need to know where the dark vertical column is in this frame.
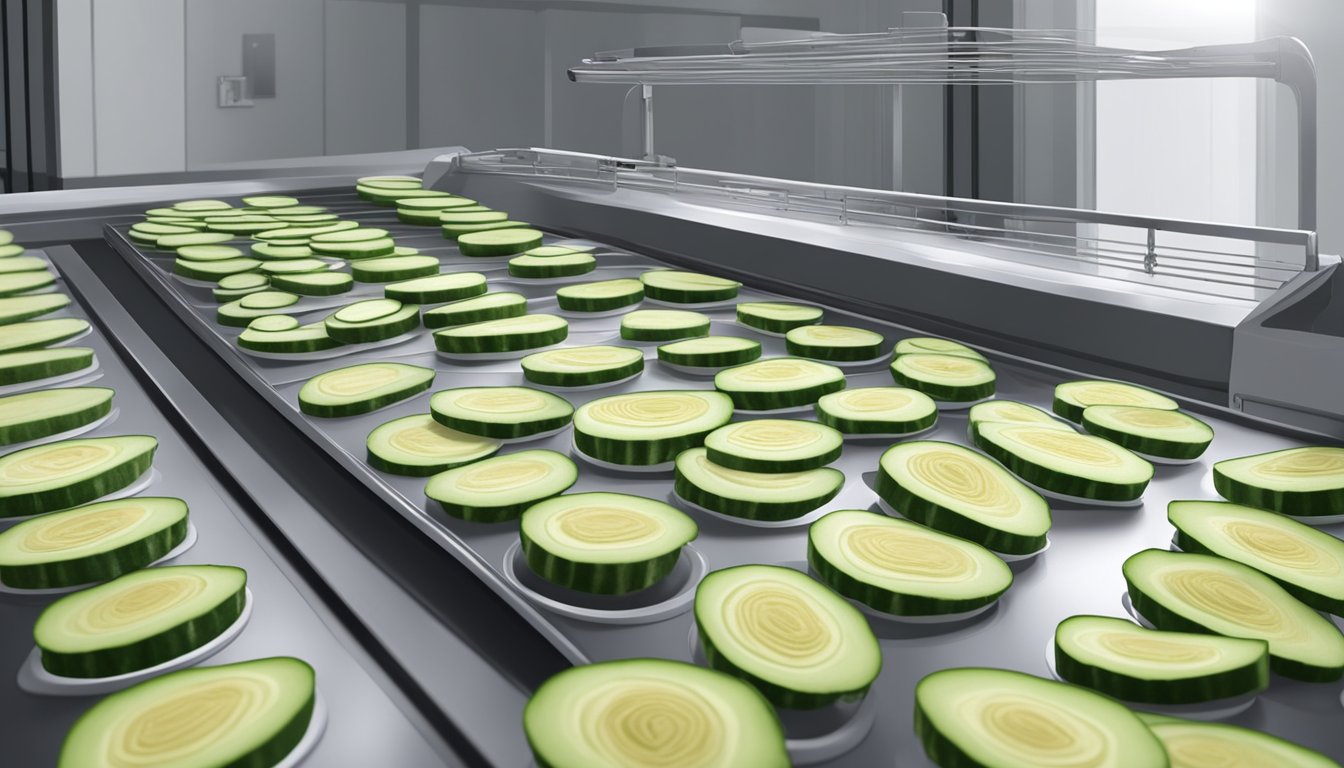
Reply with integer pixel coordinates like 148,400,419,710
19,0,30,190
38,0,56,189
1,0,11,192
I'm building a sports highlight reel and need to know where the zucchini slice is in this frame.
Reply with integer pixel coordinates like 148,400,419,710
809,509,1013,616
1123,548,1344,682
0,435,157,518
177,244,247,262
204,215,286,235
0,270,56,297
384,271,487,304
695,564,881,708
297,362,434,417
0,387,114,445
675,447,843,521
620,309,711,342
0,229,11,245
58,656,316,768
366,414,499,476
915,667,1168,768
239,321,341,355
1138,713,1340,768
430,386,573,440
35,564,246,677
422,291,527,328
241,195,299,209
215,291,300,327
508,252,596,279
250,243,314,260
973,422,1154,502
1081,405,1213,460
786,325,884,362
157,232,234,250
521,345,644,387
521,492,698,594
257,258,329,276
269,271,354,296
457,228,544,257
816,386,938,435
876,441,1050,555
174,257,261,281
0,292,71,325
396,196,479,225
704,418,842,473
1169,500,1344,616
1053,379,1179,423
0,497,188,589
425,449,577,522
131,223,196,245
640,270,740,304
968,399,1072,432
1054,615,1269,705
657,336,761,370
433,313,568,355
573,391,734,468
255,221,358,242
555,278,644,312
171,199,233,212
0,318,88,353
894,336,986,361
1213,446,1344,518
309,232,395,259
0,347,95,386
440,210,509,226
714,357,845,411
212,272,268,300
736,301,823,333
524,245,583,257
524,658,789,768
351,254,440,283
248,315,299,333
441,219,530,238
890,353,996,402
0,243,26,258
0,255,50,274
324,299,420,343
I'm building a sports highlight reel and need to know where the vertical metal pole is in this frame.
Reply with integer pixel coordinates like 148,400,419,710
641,84,654,161
1145,227,1157,275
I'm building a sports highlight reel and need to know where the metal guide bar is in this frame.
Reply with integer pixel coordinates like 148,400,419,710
450,148,1319,300
568,28,1318,234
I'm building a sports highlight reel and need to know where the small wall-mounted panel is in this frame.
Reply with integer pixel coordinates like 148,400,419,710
243,33,276,98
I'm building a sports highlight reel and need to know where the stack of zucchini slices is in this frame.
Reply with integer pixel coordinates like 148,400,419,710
677,418,845,522
520,491,698,594
1056,379,1213,463
890,336,996,406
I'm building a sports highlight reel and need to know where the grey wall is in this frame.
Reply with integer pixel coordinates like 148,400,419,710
325,0,407,155
184,0,326,167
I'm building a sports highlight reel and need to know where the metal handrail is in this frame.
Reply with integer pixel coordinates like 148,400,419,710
448,147,1320,300
568,27,1318,235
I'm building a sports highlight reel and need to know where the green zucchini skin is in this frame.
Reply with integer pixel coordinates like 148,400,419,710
0,388,114,445
520,530,680,595
575,428,712,468
890,366,995,402
324,306,420,344
384,276,487,304
643,283,739,304
785,337,882,362
433,324,568,354
238,328,341,355
1124,572,1338,683
269,273,354,296
0,293,71,325
715,376,846,411
0,503,189,589
522,357,644,388
508,256,596,279
1054,631,1269,706
40,581,245,678
874,464,1045,555
0,348,94,386
1172,529,1344,617
1081,411,1212,460
431,409,572,440
657,341,761,369
736,309,815,334
431,498,530,523
1213,452,1344,518
423,297,528,328
351,258,439,283
620,320,711,342
970,428,1149,501
696,624,865,710
297,379,432,418
815,406,937,436
555,288,643,313
456,229,544,257
705,444,841,474
0,436,158,518
806,537,1006,616
675,470,840,522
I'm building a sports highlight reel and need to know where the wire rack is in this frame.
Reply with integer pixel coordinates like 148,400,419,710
451,147,1319,303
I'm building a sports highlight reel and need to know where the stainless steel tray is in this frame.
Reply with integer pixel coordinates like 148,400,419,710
0,248,444,767
106,190,1344,764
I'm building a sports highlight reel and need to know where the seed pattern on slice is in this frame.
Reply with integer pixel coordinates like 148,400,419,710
704,419,843,473
573,391,734,467
425,449,577,522
972,422,1153,502
785,325,885,362
430,386,574,439
890,353,996,402
1212,446,1344,518
815,387,938,435
521,345,644,387
714,357,846,411
0,435,158,517
657,336,761,370
641,271,740,304
675,447,844,521
736,302,823,333
1053,379,1179,423
298,362,434,417
366,414,499,476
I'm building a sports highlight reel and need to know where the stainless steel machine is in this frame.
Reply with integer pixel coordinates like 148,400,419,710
1,22,1341,768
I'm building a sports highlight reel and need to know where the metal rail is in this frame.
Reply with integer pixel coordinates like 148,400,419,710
449,147,1320,300
568,27,1318,234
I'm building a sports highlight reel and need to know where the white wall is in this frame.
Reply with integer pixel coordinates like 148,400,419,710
1094,0,1258,230
55,0,94,178
184,0,326,168
90,0,187,176
325,0,406,155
